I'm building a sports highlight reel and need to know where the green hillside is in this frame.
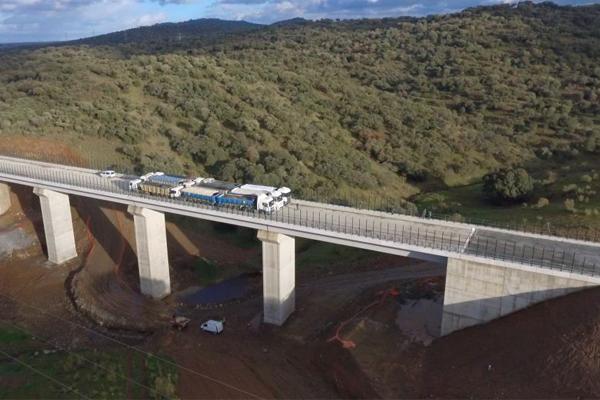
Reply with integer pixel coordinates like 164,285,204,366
0,2,599,229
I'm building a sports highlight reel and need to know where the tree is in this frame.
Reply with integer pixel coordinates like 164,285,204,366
482,168,535,203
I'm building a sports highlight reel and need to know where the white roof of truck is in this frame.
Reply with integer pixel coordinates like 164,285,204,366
241,184,277,192
240,184,290,195
231,187,271,197
182,186,220,196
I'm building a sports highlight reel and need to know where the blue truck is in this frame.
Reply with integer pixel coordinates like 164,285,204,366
173,186,256,209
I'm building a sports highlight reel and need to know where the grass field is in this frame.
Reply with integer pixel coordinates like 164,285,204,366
413,155,600,237
0,325,178,400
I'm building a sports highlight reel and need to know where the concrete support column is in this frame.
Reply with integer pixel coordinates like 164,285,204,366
257,230,295,325
127,205,171,299
0,183,11,215
33,187,77,264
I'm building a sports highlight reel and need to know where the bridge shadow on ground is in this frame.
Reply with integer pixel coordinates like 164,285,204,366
69,196,171,331
10,183,46,255
71,196,136,273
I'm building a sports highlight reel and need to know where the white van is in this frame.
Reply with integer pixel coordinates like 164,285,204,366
200,320,224,334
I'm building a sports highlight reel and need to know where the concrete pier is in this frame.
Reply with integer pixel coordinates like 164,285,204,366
257,230,295,325
441,257,598,336
33,187,77,264
0,183,10,215
128,205,171,299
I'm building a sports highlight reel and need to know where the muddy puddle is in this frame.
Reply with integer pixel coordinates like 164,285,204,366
395,296,443,345
0,227,35,259
178,273,260,305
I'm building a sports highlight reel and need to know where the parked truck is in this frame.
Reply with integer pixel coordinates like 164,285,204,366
138,180,175,197
172,186,221,204
196,178,240,192
129,172,190,196
231,184,291,210
171,185,269,211
131,173,292,213
236,184,291,201
129,172,163,191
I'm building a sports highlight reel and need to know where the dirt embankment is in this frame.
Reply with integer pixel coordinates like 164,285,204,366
68,197,169,333
0,136,86,166
0,185,93,348
327,277,600,399
420,286,600,398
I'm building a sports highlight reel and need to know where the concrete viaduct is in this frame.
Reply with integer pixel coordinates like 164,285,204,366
1,155,599,335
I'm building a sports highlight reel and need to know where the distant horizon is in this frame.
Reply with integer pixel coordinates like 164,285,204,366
1,0,599,44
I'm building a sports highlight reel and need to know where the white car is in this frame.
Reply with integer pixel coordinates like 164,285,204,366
200,320,224,335
99,170,116,178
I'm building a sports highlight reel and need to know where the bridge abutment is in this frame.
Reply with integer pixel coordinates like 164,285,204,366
128,205,171,299
441,257,598,335
0,183,11,215
258,230,295,325
33,187,77,264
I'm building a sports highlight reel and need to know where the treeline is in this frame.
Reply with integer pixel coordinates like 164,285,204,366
0,2,599,203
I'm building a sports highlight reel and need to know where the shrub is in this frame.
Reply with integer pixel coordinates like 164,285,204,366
534,197,550,208
585,133,600,154
564,198,576,213
581,174,593,183
482,168,535,203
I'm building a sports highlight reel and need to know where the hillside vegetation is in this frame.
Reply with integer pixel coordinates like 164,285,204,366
0,2,599,226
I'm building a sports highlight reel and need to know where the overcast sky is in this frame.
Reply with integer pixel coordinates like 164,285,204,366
0,0,597,43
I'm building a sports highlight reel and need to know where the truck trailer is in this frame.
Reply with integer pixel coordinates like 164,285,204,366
138,181,174,197
173,186,221,204
196,178,240,192
130,172,188,194
172,186,258,210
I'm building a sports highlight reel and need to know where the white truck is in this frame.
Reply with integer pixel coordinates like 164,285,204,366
128,172,164,191
239,184,291,204
230,184,291,211
201,320,224,334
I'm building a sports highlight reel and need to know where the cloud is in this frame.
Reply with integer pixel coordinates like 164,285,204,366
0,0,183,42
207,0,600,22
207,0,455,22
0,0,598,42
153,0,194,4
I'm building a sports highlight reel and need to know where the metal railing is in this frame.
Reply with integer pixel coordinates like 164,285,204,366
0,155,599,278
2,147,598,243
300,192,600,244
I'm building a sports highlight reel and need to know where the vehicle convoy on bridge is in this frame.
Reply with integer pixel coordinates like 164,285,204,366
128,172,291,213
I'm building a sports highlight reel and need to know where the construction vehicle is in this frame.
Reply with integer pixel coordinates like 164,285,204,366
170,315,191,331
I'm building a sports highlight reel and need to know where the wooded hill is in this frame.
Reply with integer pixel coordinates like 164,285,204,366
0,1,599,205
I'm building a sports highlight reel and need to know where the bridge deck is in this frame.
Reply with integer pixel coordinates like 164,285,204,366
1,155,599,277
